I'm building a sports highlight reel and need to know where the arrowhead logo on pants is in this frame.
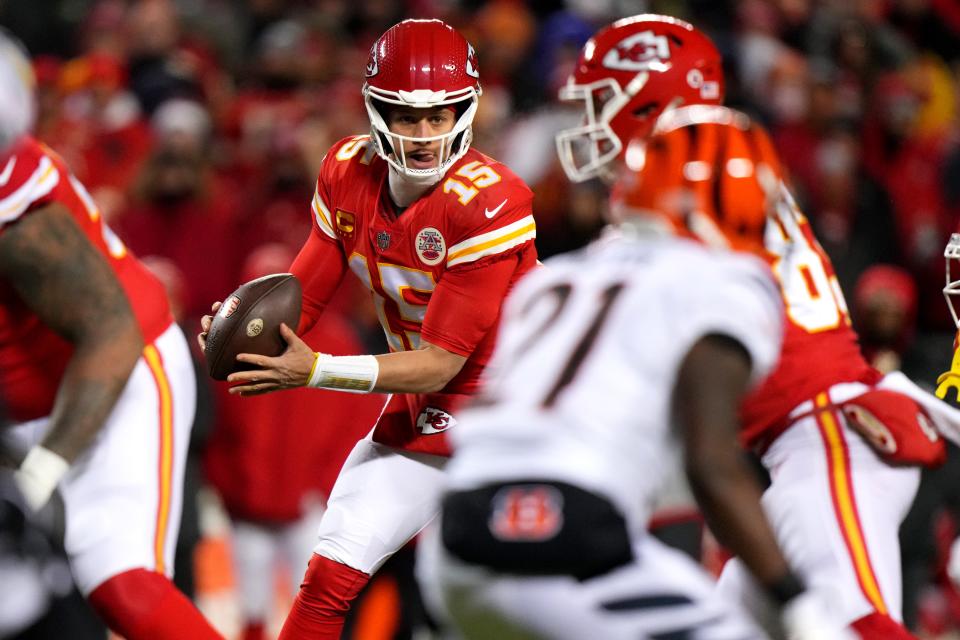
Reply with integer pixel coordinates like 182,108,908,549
416,407,457,434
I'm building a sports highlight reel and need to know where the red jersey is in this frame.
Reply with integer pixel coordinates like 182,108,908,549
739,186,877,450
290,136,538,454
0,136,172,422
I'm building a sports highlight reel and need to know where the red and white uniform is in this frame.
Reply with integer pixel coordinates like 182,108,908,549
0,137,195,595
286,135,536,576
291,135,538,456
719,184,936,637
739,187,878,451
0,137,172,422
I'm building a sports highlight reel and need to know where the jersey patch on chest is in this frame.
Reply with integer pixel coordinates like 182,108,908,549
415,227,446,266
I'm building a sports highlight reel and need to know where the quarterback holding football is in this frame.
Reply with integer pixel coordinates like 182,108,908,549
199,19,538,638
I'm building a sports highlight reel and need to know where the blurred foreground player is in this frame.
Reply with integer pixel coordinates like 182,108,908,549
556,15,957,637
199,19,538,639
0,32,220,639
421,105,848,640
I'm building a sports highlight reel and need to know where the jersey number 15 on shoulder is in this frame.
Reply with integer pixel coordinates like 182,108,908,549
443,161,501,205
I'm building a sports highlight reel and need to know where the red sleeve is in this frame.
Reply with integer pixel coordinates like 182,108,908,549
289,226,347,334
0,138,62,233
290,146,353,334
420,252,520,357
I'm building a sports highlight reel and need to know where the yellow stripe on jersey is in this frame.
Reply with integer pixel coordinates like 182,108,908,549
815,392,888,615
0,156,60,224
447,215,536,268
312,190,337,239
144,344,175,575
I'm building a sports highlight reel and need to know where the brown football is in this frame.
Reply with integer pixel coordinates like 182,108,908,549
204,273,302,381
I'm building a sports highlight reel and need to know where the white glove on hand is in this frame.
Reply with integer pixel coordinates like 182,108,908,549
782,590,855,640
13,447,69,512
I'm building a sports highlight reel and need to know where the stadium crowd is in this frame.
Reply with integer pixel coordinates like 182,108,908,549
2,0,960,638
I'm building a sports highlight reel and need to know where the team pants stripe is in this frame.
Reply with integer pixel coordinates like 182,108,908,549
813,392,888,615
144,343,174,574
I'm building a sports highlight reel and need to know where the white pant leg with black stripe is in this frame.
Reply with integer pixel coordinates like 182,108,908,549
418,524,768,640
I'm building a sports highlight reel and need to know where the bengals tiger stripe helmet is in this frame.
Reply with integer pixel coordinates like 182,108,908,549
363,19,481,180
556,15,723,183
610,105,783,254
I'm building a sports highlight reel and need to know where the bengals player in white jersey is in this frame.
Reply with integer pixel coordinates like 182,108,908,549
0,34,220,638
198,19,537,638
553,15,960,639
419,102,856,640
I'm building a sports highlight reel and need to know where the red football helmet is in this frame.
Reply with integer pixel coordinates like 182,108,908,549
555,15,723,183
363,19,481,179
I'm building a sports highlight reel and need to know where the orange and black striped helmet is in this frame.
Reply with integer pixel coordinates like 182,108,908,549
610,105,784,254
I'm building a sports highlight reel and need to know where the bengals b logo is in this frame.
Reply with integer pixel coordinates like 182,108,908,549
488,485,564,542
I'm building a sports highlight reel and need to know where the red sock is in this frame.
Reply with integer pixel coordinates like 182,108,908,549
242,621,267,640
850,612,917,639
88,568,223,639
278,553,371,640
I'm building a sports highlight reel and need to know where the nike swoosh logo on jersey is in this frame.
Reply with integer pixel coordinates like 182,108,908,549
0,158,16,186
484,198,508,219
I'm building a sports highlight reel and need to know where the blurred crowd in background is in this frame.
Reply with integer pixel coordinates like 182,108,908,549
2,0,960,638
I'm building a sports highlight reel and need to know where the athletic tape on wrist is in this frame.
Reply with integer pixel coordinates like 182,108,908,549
306,353,379,393
14,446,69,512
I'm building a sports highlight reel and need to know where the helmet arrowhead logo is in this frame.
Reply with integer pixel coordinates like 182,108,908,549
602,31,671,71
365,44,379,77
466,42,479,78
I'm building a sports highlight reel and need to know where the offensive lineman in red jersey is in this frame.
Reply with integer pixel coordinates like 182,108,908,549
198,19,537,638
0,35,221,638
555,14,960,639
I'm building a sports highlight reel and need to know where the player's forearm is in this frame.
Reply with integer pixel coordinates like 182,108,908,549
676,335,796,590
373,345,466,393
685,449,793,587
41,322,144,463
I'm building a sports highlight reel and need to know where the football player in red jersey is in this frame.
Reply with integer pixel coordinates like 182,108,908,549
0,34,221,639
198,19,537,638
554,14,960,639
